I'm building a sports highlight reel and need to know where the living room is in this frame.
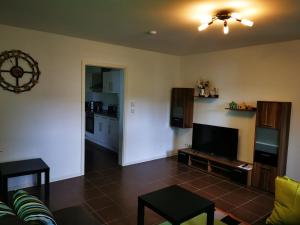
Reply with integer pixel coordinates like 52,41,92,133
0,1,299,225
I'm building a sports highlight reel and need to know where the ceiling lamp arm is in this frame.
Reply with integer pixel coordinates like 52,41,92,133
198,16,217,31
209,16,217,25
230,13,254,27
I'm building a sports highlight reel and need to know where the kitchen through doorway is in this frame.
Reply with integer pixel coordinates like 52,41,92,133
84,65,125,173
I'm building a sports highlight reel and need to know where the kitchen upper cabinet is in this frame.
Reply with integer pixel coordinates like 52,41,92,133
256,101,282,129
103,71,120,93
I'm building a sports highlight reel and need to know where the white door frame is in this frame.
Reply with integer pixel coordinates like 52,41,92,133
80,61,127,175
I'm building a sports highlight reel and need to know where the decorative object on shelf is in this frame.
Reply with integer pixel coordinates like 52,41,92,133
198,10,254,35
196,79,218,98
227,102,256,111
229,101,238,109
0,50,41,93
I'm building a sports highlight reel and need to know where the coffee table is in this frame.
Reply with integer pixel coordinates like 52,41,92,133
0,158,50,205
138,185,215,225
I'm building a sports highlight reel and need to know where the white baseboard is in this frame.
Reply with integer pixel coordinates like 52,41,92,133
8,150,178,190
8,172,82,191
122,150,177,166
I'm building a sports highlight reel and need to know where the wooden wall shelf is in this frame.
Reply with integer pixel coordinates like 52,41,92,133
195,95,219,99
225,108,257,112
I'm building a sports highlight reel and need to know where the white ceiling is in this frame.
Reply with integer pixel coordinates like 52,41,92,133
1,0,300,55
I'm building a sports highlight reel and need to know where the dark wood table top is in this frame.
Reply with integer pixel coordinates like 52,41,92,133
0,158,49,177
139,185,214,223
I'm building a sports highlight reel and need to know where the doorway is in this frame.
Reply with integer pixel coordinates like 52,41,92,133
81,63,125,174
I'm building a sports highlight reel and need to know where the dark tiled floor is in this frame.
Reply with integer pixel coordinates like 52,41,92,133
29,141,274,225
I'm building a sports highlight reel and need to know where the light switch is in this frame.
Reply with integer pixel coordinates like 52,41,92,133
130,101,135,113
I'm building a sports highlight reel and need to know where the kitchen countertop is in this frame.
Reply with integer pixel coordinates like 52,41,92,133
93,111,118,119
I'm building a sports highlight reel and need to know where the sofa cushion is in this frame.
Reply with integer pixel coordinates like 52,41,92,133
266,176,300,225
0,201,23,225
13,190,57,225
0,201,16,218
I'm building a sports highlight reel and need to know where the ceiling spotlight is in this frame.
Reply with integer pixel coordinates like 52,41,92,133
223,20,229,34
147,30,158,35
198,10,254,34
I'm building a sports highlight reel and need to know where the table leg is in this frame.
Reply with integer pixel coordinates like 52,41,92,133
206,206,215,225
0,176,3,201
37,173,42,187
45,169,50,205
2,177,8,204
137,198,145,225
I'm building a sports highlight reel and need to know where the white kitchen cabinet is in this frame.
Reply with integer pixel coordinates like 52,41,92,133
94,115,109,146
108,118,119,151
93,114,119,151
103,71,120,93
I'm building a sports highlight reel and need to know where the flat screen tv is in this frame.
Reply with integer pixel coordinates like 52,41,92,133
192,123,238,160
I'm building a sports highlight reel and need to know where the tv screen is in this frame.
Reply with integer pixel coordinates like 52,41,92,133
192,123,238,160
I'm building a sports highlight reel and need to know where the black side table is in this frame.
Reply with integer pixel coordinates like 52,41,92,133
138,185,215,225
0,158,50,205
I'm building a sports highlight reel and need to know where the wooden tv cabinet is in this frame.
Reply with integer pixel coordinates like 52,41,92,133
178,148,252,186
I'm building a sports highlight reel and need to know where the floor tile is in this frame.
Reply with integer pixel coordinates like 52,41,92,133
86,196,114,210
230,207,261,224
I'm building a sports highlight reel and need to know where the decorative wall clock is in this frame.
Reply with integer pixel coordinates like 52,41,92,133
0,50,41,93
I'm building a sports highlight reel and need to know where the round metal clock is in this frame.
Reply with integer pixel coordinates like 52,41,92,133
0,50,41,93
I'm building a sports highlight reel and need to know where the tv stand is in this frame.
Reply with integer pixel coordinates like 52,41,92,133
178,148,252,186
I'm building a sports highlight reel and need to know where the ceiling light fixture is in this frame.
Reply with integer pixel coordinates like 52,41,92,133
147,30,158,35
198,10,254,34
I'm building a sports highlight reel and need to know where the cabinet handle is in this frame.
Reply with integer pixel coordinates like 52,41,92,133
262,166,271,171
262,124,272,127
99,123,102,132
260,153,271,158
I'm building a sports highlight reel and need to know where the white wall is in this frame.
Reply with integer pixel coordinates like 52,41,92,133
0,24,181,189
178,40,300,181
1,24,299,188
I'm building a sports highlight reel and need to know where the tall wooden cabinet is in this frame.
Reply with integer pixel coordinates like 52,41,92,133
170,88,194,128
252,101,292,192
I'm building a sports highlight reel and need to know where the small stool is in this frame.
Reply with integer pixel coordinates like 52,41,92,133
0,158,50,205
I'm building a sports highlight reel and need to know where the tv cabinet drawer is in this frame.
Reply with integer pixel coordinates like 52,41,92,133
178,151,189,165
230,169,248,185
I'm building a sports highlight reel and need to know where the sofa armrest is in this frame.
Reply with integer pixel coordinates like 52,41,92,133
53,206,104,225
